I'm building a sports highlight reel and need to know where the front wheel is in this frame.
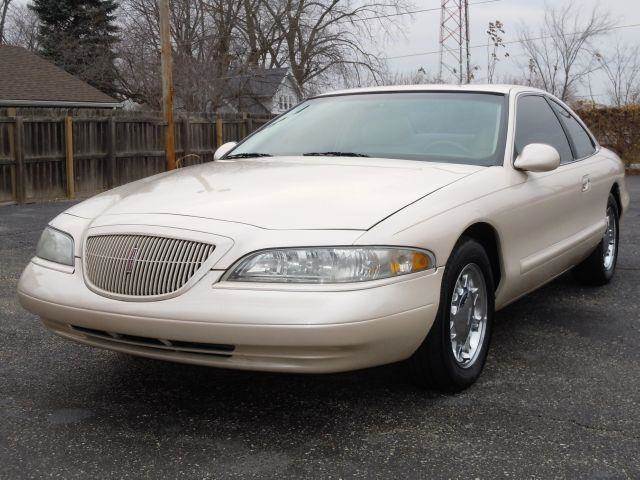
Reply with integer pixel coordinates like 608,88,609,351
573,193,620,286
409,238,495,392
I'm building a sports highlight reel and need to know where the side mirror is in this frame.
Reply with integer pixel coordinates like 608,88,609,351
514,143,560,173
214,142,237,160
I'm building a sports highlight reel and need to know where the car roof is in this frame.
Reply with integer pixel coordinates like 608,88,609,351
316,84,548,97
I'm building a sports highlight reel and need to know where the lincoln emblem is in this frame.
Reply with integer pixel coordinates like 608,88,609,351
124,246,140,274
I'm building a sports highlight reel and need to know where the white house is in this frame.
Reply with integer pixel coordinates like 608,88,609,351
219,67,303,116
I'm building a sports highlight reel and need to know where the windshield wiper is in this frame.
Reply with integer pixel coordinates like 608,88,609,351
303,151,370,158
225,152,272,159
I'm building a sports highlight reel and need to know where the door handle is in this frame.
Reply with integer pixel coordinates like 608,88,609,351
581,175,591,192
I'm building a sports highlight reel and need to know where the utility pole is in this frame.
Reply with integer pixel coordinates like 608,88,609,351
438,0,471,84
159,0,177,170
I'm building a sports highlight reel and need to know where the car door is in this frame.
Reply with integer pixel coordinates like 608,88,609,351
499,93,594,300
547,99,609,240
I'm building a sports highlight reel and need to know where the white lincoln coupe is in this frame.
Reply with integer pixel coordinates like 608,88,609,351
18,85,630,391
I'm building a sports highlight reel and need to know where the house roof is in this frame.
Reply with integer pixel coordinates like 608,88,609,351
0,45,120,108
227,68,294,99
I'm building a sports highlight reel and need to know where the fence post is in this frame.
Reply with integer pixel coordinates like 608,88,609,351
182,117,191,164
240,113,247,139
6,108,16,203
12,115,26,204
215,117,223,148
107,116,117,188
64,116,75,199
246,115,253,136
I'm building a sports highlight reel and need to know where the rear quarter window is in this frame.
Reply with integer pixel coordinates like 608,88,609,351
549,101,596,159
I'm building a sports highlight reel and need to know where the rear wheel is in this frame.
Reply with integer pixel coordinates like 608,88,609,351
573,193,619,286
409,238,495,392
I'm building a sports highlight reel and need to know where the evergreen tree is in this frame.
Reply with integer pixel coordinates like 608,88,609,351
30,0,120,97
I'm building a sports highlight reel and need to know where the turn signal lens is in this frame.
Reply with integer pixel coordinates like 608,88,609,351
391,251,432,274
413,252,431,270
225,247,435,284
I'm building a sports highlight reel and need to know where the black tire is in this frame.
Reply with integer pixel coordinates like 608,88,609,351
573,193,620,286
409,237,495,392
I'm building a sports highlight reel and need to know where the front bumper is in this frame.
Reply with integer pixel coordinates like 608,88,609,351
18,259,443,373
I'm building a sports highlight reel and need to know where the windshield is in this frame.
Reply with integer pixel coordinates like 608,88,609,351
229,92,508,166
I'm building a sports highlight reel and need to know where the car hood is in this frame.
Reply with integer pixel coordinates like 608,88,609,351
67,157,481,230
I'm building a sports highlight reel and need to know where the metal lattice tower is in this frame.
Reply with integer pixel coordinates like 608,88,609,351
438,0,471,84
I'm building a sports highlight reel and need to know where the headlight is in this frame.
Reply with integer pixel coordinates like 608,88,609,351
36,227,74,266
224,247,435,284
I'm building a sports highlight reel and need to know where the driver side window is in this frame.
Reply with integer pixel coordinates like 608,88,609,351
515,95,573,165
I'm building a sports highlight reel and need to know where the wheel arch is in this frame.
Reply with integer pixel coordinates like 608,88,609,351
458,222,503,292
611,182,623,215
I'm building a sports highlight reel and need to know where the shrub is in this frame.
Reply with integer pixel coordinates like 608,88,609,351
576,105,640,167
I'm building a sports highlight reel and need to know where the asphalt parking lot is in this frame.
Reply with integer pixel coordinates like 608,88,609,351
1,177,639,479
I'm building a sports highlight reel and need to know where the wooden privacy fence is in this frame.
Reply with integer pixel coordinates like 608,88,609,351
0,112,272,205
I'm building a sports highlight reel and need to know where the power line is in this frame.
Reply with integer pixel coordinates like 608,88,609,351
117,0,502,49
383,21,640,60
341,0,500,24
575,92,609,99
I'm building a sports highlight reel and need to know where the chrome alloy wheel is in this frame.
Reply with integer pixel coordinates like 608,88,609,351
603,205,617,271
449,263,488,369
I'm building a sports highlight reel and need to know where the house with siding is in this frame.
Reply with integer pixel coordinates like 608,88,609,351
219,67,303,116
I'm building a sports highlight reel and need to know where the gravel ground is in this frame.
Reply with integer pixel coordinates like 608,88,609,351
0,178,638,479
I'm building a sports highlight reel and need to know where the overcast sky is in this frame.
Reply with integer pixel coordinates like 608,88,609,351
381,0,640,100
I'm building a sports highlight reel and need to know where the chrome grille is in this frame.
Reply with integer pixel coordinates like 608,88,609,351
84,234,215,297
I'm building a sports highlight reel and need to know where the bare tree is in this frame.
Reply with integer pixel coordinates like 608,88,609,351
381,66,441,86
0,0,13,43
594,42,640,107
254,0,410,94
117,0,252,110
240,0,286,69
117,0,410,109
486,20,508,84
518,1,614,101
2,3,39,49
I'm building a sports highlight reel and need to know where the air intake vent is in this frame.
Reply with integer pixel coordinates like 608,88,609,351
85,234,215,297
70,325,235,357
